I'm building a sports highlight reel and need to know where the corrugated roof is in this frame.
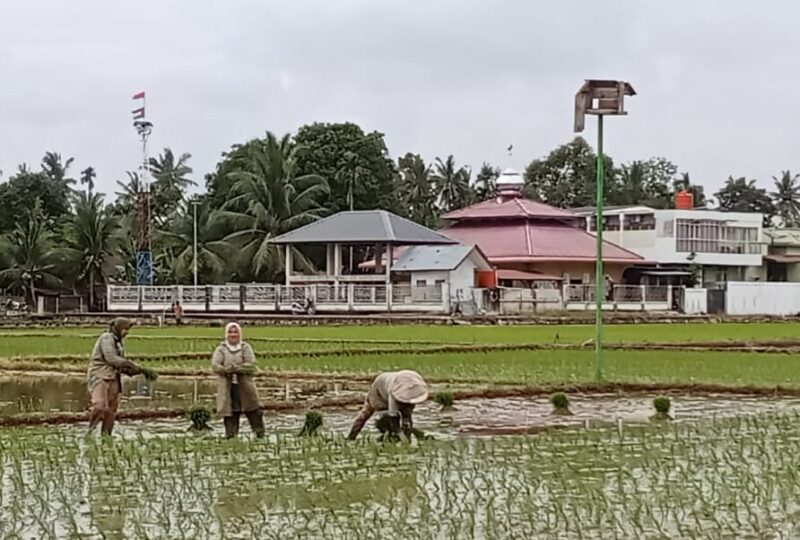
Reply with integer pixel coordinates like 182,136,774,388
393,245,476,271
496,269,563,281
442,221,644,263
443,196,578,221
271,210,457,245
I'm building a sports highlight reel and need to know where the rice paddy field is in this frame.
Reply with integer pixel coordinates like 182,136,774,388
2,320,800,538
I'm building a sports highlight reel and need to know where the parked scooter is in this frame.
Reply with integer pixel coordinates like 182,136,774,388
291,297,316,315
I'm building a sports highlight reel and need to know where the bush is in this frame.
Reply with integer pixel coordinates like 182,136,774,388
298,411,323,437
188,403,212,431
550,393,572,415
434,391,455,411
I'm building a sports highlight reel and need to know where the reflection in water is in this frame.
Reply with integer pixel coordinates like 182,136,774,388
0,375,365,415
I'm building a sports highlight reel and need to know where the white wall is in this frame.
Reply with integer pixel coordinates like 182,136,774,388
683,288,707,314
410,257,477,300
726,281,800,315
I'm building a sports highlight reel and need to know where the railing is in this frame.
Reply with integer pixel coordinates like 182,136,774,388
565,284,672,305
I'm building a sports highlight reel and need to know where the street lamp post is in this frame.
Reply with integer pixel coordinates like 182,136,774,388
192,201,200,287
574,80,636,381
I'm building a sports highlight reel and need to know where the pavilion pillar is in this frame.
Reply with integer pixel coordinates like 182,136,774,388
333,243,342,287
385,244,392,285
374,243,384,275
326,244,334,275
285,245,293,286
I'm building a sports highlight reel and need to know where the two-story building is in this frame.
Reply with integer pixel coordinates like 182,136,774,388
572,205,764,286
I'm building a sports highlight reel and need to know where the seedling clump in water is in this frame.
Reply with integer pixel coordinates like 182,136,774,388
188,403,212,431
550,392,572,416
298,411,323,437
434,391,456,411
139,366,159,382
651,396,672,421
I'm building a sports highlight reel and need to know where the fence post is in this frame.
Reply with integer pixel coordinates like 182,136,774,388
239,285,246,312
667,285,673,311
387,284,393,312
204,286,211,312
138,287,143,312
347,284,354,312
274,285,280,313
640,285,646,311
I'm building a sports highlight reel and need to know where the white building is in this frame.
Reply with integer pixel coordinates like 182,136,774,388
572,206,764,285
391,244,492,303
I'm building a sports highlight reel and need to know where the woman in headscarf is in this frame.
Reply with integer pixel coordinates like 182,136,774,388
86,317,143,435
211,322,265,438
347,370,429,440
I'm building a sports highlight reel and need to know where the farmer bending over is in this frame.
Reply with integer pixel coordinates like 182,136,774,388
87,317,142,436
347,370,429,440
212,322,265,438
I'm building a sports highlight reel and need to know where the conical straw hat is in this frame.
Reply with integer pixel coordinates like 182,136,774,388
389,370,429,404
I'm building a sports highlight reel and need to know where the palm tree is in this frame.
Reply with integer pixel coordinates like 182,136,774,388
215,132,329,282
771,170,800,227
398,153,439,227
433,155,473,212
80,167,97,196
149,149,195,223
63,193,120,310
114,171,143,214
0,207,62,306
41,151,76,200
673,172,706,208
156,198,231,284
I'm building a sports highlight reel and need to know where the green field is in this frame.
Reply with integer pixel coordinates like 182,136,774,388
3,321,800,539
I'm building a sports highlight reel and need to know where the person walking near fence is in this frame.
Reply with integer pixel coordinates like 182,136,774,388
86,318,143,436
212,322,265,438
347,370,429,440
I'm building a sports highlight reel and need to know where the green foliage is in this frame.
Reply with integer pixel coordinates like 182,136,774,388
771,170,800,227
550,392,572,415
433,155,473,212
0,165,71,234
397,153,439,228
298,411,323,437
653,396,671,414
715,176,775,226
474,163,500,202
188,403,212,431
294,122,400,215
139,366,159,382
434,391,455,410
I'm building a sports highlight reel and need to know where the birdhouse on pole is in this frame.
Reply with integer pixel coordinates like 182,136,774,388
574,80,636,132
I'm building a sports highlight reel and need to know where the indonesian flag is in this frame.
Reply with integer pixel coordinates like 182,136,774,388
132,107,145,119
132,91,145,100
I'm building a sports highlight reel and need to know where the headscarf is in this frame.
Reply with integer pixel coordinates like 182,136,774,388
224,322,243,352
389,370,429,404
109,317,134,339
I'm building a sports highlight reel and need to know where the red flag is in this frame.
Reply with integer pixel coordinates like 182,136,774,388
132,91,145,100
132,107,145,119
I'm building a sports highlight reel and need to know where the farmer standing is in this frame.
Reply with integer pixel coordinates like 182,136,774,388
87,317,143,435
211,322,265,438
347,370,429,440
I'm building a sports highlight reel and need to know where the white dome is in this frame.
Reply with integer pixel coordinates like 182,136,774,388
497,167,524,187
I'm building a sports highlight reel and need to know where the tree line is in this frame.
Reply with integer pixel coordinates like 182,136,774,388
1,123,798,308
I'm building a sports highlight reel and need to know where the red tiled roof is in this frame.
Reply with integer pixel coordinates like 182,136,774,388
442,221,644,263
443,196,578,221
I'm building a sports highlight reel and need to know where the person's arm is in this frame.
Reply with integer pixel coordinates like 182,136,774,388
239,343,256,372
211,347,228,375
347,403,376,440
99,335,140,374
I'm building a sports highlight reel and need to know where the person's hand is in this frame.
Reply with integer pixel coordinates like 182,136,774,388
225,365,238,374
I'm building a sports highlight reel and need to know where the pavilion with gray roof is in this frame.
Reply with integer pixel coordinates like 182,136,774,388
271,210,457,285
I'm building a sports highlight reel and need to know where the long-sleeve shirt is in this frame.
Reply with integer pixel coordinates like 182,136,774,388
86,332,140,389
347,372,417,439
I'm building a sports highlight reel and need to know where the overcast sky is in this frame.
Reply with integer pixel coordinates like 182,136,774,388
1,1,797,199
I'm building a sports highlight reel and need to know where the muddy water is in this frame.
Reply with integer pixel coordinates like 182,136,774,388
98,393,800,439
0,375,366,415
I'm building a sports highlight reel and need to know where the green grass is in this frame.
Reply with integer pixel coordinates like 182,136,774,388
2,412,800,537
1,321,799,357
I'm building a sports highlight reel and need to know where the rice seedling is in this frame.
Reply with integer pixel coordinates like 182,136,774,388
188,403,212,431
139,366,159,382
550,392,572,415
298,411,323,437
434,391,456,411
651,396,672,421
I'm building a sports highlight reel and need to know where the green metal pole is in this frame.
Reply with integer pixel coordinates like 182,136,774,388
595,115,604,381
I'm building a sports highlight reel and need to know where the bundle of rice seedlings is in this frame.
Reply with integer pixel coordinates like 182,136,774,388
550,393,572,416
434,391,456,412
298,411,323,437
188,403,212,431
139,366,159,382
650,396,672,421
237,364,257,376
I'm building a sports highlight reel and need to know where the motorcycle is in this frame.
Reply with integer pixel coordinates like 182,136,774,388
291,297,316,316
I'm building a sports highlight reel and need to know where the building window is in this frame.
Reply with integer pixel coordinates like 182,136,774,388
415,280,427,287
589,213,655,231
675,219,760,254
435,279,446,289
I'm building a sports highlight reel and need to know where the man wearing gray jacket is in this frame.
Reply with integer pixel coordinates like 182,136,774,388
347,370,429,440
